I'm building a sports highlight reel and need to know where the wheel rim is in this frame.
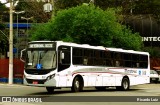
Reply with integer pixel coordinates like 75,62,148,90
123,80,128,89
75,80,80,89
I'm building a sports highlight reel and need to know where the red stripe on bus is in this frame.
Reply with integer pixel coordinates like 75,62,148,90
72,71,138,76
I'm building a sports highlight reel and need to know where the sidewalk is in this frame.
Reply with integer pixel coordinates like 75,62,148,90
0,82,23,87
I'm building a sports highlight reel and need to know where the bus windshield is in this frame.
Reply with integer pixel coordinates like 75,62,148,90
26,49,56,69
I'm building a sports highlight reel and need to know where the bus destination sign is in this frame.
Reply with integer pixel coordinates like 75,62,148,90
29,43,54,48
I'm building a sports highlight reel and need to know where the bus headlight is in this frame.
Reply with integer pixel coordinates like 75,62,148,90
47,74,55,81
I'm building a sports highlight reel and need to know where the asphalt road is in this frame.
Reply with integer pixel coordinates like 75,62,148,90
0,83,160,105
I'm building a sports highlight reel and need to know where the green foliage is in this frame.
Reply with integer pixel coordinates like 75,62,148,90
30,5,143,50
0,2,8,56
134,0,160,21
143,47,160,58
10,0,160,25
0,2,7,11
0,29,8,55
112,25,143,50
56,0,90,9
134,0,160,14
0,23,5,29
15,0,51,23
29,23,52,41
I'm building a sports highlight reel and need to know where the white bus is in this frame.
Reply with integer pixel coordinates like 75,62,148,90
22,41,150,93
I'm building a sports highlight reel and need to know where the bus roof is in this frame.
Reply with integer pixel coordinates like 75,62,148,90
29,41,149,55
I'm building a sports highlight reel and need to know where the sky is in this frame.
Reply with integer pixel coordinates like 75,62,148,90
0,0,10,7
0,0,6,3
0,0,19,7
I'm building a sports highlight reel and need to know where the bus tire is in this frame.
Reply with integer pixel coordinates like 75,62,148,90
116,77,130,91
71,76,83,92
121,78,130,91
46,87,54,93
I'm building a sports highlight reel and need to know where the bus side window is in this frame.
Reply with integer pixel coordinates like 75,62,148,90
115,61,120,67
83,57,88,65
136,63,140,67
114,52,123,67
73,48,83,65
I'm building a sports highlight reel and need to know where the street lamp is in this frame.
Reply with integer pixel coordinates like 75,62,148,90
89,0,94,4
83,0,95,6
13,11,25,58
21,16,33,42
43,0,55,17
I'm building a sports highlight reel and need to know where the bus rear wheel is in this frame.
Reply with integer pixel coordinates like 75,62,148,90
116,78,130,91
46,87,54,93
71,77,83,92
122,78,130,90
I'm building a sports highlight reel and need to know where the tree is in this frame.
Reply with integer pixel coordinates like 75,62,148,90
0,2,8,24
30,5,143,50
15,0,51,23
0,2,8,58
0,2,7,12
56,0,90,9
134,0,160,21
13,0,160,23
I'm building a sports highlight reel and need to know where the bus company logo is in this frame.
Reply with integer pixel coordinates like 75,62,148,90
2,97,12,102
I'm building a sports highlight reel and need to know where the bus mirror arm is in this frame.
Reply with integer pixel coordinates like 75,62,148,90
20,49,26,62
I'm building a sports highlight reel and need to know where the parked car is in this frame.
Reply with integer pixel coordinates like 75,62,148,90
150,70,159,83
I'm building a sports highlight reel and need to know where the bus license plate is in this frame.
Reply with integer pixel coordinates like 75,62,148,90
33,81,38,84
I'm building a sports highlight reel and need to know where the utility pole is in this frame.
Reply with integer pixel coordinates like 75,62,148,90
51,0,55,17
9,0,13,84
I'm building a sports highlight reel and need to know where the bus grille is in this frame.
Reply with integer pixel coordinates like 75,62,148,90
25,69,51,75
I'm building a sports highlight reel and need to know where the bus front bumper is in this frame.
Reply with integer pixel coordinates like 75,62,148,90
23,77,57,87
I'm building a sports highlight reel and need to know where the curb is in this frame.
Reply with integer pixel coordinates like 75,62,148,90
0,78,23,84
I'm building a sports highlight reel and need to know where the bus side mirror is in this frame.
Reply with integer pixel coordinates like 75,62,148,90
20,49,26,62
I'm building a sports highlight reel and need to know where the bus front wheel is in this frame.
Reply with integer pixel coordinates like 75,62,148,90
71,76,83,92
46,87,54,93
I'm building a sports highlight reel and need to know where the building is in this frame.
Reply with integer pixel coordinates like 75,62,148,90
125,15,160,47
6,23,31,58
